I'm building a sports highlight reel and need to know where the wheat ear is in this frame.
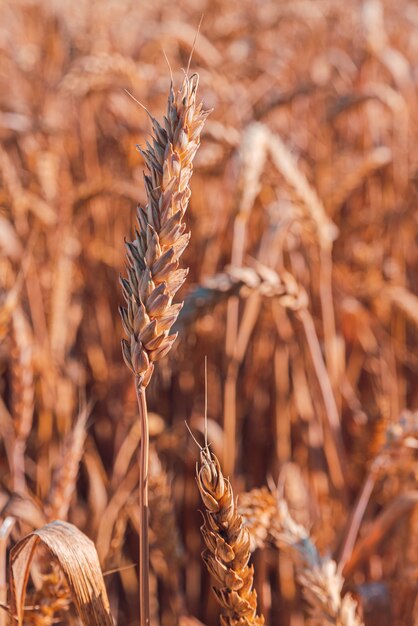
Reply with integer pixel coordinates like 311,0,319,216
239,492,364,626
119,74,208,626
274,501,364,626
239,487,364,626
120,73,209,388
196,448,264,625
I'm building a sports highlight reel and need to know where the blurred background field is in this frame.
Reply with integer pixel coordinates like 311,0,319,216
0,0,417,624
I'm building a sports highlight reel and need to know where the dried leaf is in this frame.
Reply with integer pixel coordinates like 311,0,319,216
9,520,113,626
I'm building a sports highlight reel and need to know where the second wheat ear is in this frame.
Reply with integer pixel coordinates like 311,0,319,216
119,74,209,626
196,447,265,625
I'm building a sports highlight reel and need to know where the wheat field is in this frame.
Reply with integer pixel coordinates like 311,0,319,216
0,0,417,625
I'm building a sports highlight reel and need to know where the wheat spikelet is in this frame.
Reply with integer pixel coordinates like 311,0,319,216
238,488,277,552
196,448,264,625
119,73,209,389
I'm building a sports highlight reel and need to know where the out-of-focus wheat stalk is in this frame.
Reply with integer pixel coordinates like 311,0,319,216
46,405,90,521
239,491,363,626
273,501,364,626
224,123,268,477
267,131,341,428
238,488,278,553
196,447,264,625
178,263,308,327
339,410,418,572
149,447,185,622
119,73,208,626
10,309,34,494
180,262,346,491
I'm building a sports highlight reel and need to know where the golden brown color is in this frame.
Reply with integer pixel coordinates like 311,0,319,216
120,74,209,388
197,449,264,625
0,0,417,624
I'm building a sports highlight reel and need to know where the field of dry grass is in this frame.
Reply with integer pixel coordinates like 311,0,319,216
0,0,417,624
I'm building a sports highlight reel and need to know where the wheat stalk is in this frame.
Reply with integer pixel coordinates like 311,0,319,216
119,73,208,626
196,447,264,625
149,447,185,621
10,308,34,494
46,406,89,521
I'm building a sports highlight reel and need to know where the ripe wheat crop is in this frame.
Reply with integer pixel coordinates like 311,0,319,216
0,0,417,625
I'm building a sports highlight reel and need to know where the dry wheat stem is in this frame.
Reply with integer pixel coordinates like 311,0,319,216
339,410,418,571
196,448,264,625
148,447,185,619
224,124,268,478
297,309,347,494
11,309,34,494
136,385,150,626
343,491,418,578
47,405,89,521
119,73,208,626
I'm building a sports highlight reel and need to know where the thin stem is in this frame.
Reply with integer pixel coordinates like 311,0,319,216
318,246,339,393
12,438,26,494
343,491,418,578
135,383,150,626
338,471,376,573
297,308,348,495
223,359,238,477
